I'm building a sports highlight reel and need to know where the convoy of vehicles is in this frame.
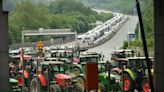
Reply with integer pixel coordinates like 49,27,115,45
8,46,153,92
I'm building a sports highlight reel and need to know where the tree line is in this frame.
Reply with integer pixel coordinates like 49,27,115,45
9,0,113,44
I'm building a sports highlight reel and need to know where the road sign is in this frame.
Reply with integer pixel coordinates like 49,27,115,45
128,32,135,42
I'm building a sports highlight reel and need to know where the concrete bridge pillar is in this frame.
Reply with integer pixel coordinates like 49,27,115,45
0,0,10,91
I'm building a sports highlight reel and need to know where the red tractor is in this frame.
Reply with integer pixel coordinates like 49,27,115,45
30,61,82,92
10,54,33,92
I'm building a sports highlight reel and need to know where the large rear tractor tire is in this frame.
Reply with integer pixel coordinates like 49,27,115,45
23,86,29,92
76,77,85,92
71,83,83,92
16,74,23,87
49,84,61,92
73,67,82,77
30,77,43,92
98,82,106,92
141,79,150,92
123,73,134,92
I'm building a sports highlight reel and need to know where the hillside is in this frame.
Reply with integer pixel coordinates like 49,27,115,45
8,0,113,43
81,0,146,14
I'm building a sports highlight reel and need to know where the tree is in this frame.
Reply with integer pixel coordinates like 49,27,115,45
9,0,50,43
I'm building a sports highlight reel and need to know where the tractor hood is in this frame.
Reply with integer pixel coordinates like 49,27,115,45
99,72,117,79
55,74,72,79
10,78,18,84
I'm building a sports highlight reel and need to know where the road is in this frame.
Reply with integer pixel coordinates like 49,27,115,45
87,16,138,61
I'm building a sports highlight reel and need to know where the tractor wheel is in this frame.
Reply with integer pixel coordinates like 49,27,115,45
23,86,29,92
30,77,42,92
141,79,150,92
73,67,82,77
16,74,23,86
98,82,106,92
76,77,85,92
49,84,61,92
71,83,83,92
123,73,134,92
16,74,29,92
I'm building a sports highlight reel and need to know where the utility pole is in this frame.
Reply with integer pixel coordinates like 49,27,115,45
0,0,10,91
154,0,164,91
135,0,154,91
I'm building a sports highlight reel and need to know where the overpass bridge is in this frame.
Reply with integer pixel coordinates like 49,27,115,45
21,28,77,43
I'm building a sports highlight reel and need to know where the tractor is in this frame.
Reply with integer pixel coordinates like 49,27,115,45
97,61,122,92
10,78,21,92
116,57,154,92
10,54,33,92
71,52,116,92
30,61,82,92
72,52,103,77
50,48,80,63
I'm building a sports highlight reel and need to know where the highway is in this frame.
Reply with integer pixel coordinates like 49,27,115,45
87,16,138,61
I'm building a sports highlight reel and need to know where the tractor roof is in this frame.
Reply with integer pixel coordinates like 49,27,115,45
12,54,32,60
45,58,59,61
60,58,69,61
40,61,64,65
116,58,128,61
98,61,107,64
80,52,100,58
57,50,66,53
112,49,133,53
127,57,153,60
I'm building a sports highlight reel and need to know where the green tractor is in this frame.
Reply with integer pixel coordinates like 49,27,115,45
10,78,21,92
73,61,122,92
117,57,154,92
72,52,121,92
97,61,122,92
30,61,82,92
72,52,103,77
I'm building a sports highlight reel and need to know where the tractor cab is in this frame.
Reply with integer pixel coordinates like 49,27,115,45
51,49,66,58
9,54,32,76
119,57,154,92
111,49,134,60
65,49,80,63
72,52,103,77
79,52,103,63
126,57,154,77
40,61,65,76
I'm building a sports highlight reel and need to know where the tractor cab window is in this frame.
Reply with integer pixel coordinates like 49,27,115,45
66,52,72,58
128,59,143,71
117,60,127,68
124,51,133,57
114,52,126,58
80,56,98,63
73,52,79,57
87,56,98,62
142,59,153,69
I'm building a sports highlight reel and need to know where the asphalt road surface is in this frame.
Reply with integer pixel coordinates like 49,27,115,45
87,16,138,61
